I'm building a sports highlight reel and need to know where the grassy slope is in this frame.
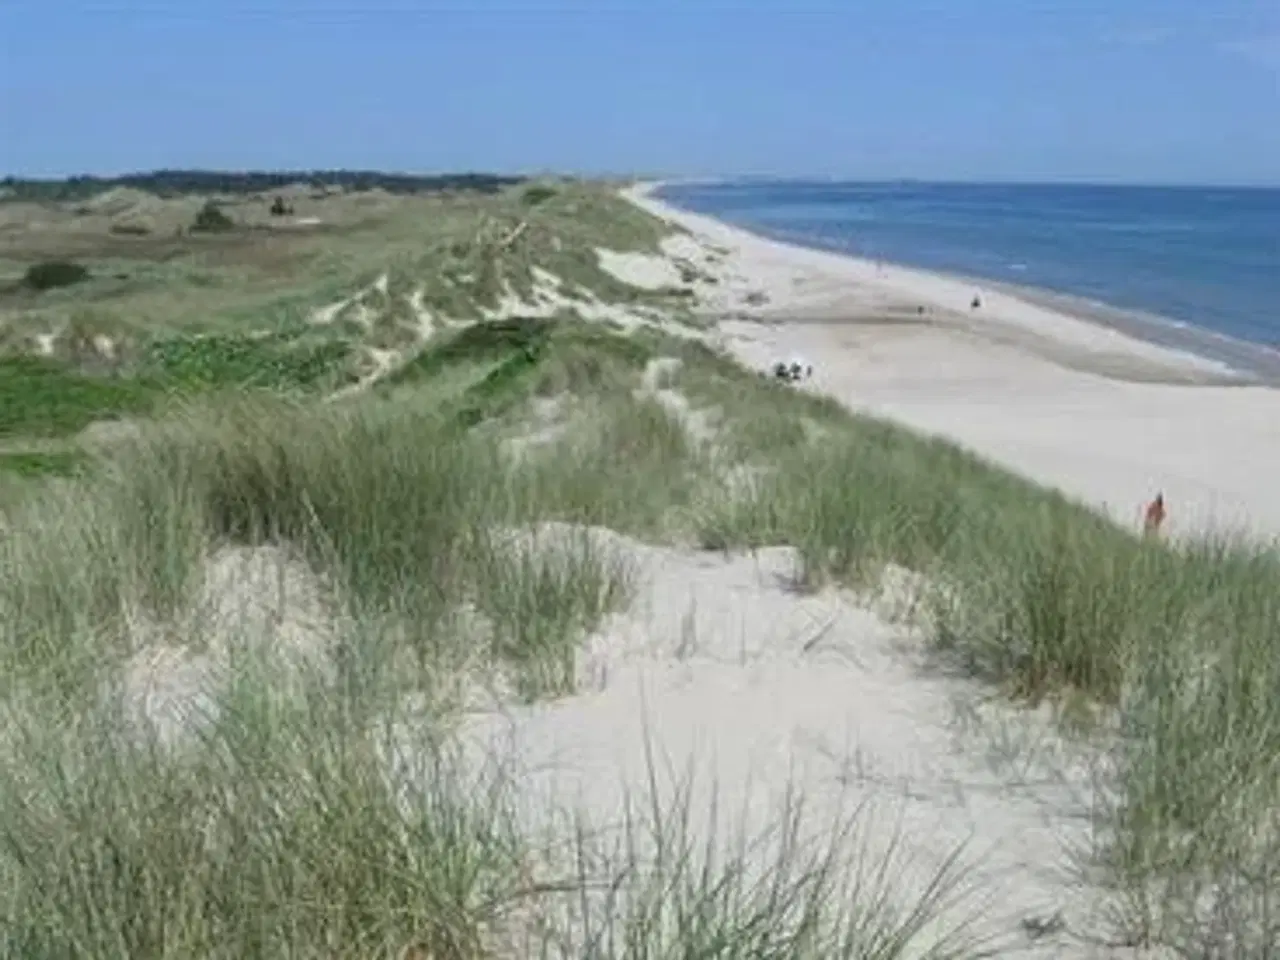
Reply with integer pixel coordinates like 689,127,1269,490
0,180,690,472
0,325,982,958
0,180,1277,954
0,334,355,440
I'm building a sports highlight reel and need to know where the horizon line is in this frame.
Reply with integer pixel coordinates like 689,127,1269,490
3,169,1278,192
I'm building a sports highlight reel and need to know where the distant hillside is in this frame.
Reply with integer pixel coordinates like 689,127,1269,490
0,169,527,203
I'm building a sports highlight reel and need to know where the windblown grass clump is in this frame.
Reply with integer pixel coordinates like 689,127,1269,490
0,325,991,956
673,349,1280,950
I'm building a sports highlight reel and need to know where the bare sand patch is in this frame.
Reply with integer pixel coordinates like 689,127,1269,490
423,524,1126,956
308,296,351,326
120,544,339,747
502,394,578,461
595,246,684,290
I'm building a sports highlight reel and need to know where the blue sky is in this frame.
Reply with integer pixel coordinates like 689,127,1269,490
2,1,1278,184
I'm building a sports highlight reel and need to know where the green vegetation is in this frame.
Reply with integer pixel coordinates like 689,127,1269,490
108,220,152,236
1,168,524,202
0,301,996,957
521,183,559,206
0,355,155,438
22,259,90,291
0,331,356,439
0,332,986,957
0,450,88,478
384,317,657,431
141,331,354,391
0,179,688,389
674,349,1280,951
0,174,1276,954
190,199,235,233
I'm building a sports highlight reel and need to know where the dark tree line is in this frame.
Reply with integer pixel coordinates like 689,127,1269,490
0,170,526,203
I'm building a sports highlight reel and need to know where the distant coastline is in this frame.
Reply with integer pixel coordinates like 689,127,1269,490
654,180,1280,386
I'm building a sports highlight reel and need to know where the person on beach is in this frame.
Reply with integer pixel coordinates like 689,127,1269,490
772,356,813,383
1143,492,1167,537
787,356,812,381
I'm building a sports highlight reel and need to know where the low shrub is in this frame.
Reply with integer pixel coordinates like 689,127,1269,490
521,184,558,206
190,200,235,233
22,260,90,291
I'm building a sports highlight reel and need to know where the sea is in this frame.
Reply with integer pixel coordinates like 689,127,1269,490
658,181,1280,374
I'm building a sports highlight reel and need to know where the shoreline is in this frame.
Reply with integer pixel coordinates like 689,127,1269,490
624,179,1280,540
646,181,1280,387
977,277,1280,386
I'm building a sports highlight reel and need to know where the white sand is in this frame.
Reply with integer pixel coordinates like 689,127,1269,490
117,183,1275,954
446,527,1121,957
626,182,1280,541
438,185,1280,955
122,545,339,748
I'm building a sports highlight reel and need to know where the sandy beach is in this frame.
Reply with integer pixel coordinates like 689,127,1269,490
626,182,1280,542
448,184,1280,958
10,175,1267,956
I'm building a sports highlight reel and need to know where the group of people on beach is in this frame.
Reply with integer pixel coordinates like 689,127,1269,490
766,305,1171,539
772,356,813,383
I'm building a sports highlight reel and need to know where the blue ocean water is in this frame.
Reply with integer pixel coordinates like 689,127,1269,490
659,181,1280,349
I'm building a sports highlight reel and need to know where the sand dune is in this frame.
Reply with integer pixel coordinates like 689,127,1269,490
417,184,1280,955
626,183,1280,541
453,526,1112,957
435,187,1277,957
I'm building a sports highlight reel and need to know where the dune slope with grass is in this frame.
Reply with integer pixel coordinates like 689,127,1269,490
2,174,1277,957
625,182,1280,541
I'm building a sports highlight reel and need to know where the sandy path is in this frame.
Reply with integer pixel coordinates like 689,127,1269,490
450,529,1120,957
400,183,1280,956
626,183,1280,541
380,182,1280,957
434,199,1246,950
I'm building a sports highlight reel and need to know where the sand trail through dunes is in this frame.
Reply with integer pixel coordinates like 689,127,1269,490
384,525,1139,957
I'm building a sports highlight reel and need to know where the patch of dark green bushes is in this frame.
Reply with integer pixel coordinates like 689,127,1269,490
190,201,235,233
22,260,90,292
